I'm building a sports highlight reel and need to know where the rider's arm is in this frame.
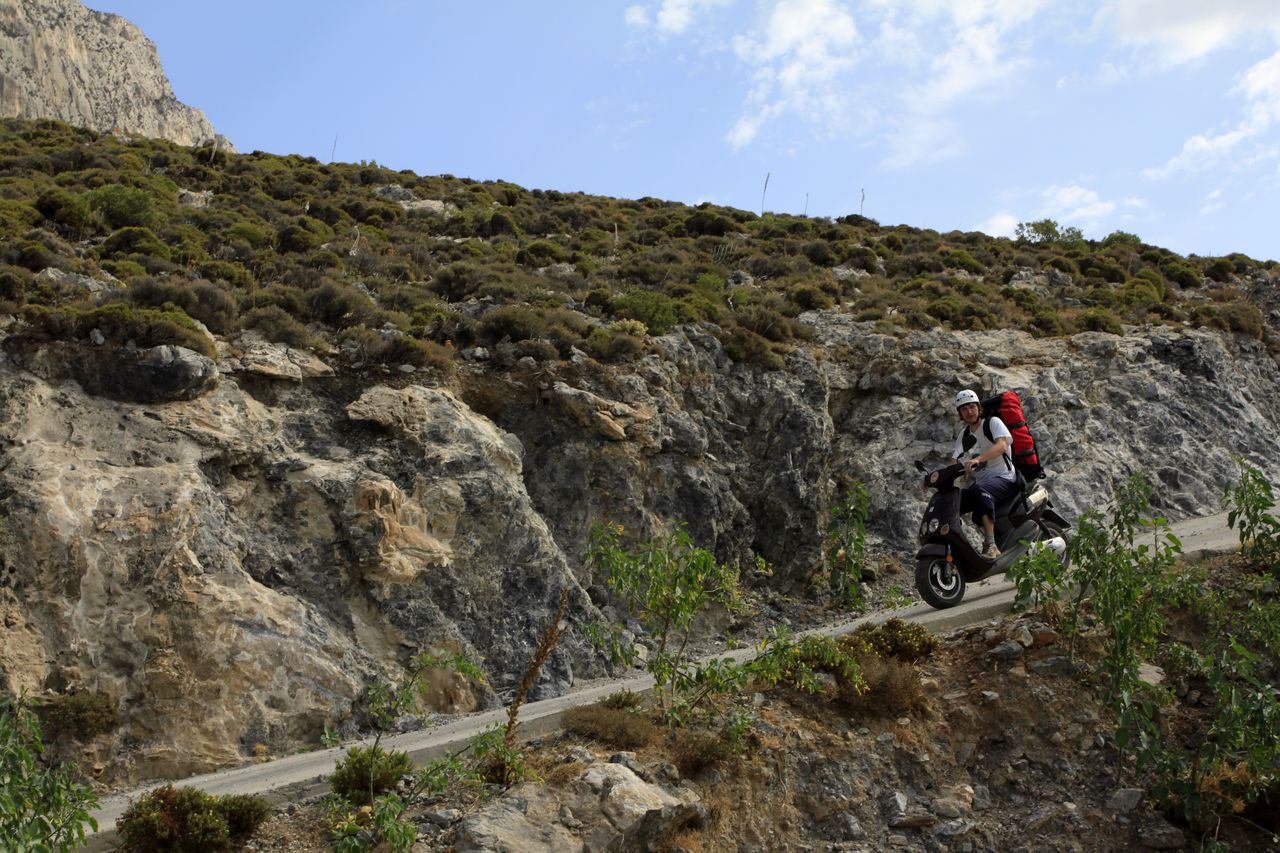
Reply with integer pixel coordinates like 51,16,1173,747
970,436,1009,465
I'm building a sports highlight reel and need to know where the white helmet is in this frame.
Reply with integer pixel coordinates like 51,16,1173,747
954,389,980,409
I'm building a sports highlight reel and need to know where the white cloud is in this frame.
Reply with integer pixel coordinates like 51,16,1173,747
1094,0,1280,67
871,2,1047,167
624,5,650,29
725,0,860,148
976,212,1018,237
1200,188,1226,214
1010,184,1145,231
1145,48,1280,179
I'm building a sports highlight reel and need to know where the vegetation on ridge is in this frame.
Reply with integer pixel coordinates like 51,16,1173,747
1,117,1275,374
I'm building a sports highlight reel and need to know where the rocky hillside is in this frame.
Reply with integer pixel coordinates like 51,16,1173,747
0,0,227,149
0,116,1278,789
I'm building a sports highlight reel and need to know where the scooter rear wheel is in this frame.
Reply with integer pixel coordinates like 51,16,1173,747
916,557,966,609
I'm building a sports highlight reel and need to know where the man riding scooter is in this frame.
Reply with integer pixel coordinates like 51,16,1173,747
950,389,1019,558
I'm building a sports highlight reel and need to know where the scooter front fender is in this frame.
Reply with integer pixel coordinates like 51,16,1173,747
915,543,949,560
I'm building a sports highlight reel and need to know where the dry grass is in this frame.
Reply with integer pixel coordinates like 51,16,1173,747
670,729,737,777
838,655,926,717
561,705,658,749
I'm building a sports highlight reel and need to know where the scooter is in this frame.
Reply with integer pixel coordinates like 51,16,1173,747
913,461,1070,609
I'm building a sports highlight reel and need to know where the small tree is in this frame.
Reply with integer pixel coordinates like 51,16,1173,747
0,697,99,851
585,522,741,714
826,483,870,608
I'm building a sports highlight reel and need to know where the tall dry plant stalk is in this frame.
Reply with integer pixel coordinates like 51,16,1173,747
503,588,570,749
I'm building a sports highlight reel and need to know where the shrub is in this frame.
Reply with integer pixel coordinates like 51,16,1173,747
36,692,117,741
852,618,939,663
0,264,32,301
17,240,57,272
305,280,375,327
1102,230,1141,247
1044,256,1078,275
0,697,99,852
1078,307,1122,335
719,326,784,370
1204,257,1234,282
36,187,93,233
515,239,568,267
837,654,925,716
117,785,271,852
788,283,834,311
614,289,684,335
0,198,41,239
21,302,217,357
222,220,271,249
944,249,985,274
583,321,646,361
99,259,146,281
1162,261,1200,288
670,725,744,776
561,705,657,749
86,184,162,229
102,226,170,261
1211,302,1265,339
239,305,317,349
197,259,254,290
127,277,238,334
329,745,413,806
276,216,332,254
684,209,736,237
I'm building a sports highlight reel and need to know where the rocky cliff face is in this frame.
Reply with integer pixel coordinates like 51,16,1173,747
0,0,228,148
1,305,1278,783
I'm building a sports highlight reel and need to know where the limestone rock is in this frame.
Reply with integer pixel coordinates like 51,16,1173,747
0,0,231,148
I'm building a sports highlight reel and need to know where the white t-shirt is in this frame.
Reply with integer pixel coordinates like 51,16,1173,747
952,416,1017,484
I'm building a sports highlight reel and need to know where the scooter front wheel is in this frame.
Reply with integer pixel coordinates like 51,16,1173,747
916,557,966,609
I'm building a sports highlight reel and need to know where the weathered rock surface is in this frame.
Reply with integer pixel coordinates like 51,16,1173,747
2,316,1279,782
0,0,230,148
455,759,703,852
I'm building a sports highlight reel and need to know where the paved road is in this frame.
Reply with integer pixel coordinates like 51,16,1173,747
81,511,1241,850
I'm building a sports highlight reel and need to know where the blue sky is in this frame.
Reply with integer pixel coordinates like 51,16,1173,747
87,1,1280,261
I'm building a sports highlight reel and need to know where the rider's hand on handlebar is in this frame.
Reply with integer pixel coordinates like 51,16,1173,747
963,457,977,473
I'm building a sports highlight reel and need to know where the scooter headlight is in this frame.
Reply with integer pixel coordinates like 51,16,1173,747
927,518,940,533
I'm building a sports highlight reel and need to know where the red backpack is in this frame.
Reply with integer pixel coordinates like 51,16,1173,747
981,391,1043,481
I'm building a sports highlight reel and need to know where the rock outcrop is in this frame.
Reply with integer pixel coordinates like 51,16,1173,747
0,0,230,148
2,313,1279,783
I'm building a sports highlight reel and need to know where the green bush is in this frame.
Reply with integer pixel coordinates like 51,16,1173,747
222,220,271,249
117,785,271,852
515,239,568,267
276,216,333,254
0,264,32,301
1204,257,1234,282
103,226,170,260
127,277,238,334
852,618,939,663
1078,307,1122,335
36,187,93,233
197,259,254,290
329,745,413,806
86,184,162,229
944,249,985,274
614,289,684,335
718,326,784,370
1161,261,1200,288
97,260,144,281
20,302,217,357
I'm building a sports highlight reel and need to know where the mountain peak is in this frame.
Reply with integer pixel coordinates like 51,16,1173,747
0,0,231,149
